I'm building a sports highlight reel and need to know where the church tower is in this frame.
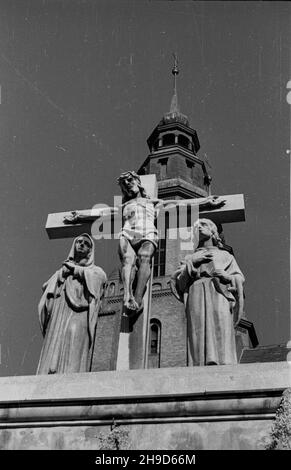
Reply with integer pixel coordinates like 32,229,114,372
138,59,212,280
91,62,257,372
138,61,211,202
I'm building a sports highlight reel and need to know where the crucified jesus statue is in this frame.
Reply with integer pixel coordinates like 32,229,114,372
64,171,225,315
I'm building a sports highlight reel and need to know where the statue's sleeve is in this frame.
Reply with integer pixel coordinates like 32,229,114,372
38,270,60,336
225,254,245,281
170,257,199,302
225,255,245,323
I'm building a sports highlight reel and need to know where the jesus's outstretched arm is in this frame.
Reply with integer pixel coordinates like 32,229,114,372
64,206,118,224
151,195,226,210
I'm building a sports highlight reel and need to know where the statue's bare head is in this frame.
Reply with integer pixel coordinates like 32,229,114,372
193,218,223,247
117,171,148,202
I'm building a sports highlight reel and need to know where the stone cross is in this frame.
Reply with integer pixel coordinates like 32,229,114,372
45,176,246,370
46,193,245,240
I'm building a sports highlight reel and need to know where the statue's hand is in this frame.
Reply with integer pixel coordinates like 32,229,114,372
63,262,74,271
190,250,213,267
64,211,80,224
201,195,226,210
213,269,231,284
61,265,72,277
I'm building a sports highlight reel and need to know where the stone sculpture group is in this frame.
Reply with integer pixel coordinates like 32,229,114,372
37,171,245,374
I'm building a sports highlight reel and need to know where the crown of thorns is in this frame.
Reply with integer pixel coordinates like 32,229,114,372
117,171,141,186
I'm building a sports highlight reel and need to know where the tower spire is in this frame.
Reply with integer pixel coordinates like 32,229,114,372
170,53,180,114
162,54,188,126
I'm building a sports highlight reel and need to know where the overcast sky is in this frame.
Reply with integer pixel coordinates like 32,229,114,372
0,0,290,376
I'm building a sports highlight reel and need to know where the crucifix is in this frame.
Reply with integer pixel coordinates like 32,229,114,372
45,172,245,370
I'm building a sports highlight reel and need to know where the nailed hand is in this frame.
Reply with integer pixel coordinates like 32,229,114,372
201,196,226,210
63,211,80,224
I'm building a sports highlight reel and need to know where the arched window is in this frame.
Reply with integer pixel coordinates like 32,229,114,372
150,324,159,354
163,133,175,147
148,319,161,368
178,134,190,149
154,210,168,277
108,282,115,296
152,283,162,291
153,139,159,151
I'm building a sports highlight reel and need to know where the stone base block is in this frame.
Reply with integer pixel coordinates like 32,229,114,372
0,362,289,450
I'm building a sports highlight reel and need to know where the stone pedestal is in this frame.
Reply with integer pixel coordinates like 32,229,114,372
0,362,289,450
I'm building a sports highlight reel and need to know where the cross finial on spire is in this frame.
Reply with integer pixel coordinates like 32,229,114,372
172,52,179,94
170,53,179,114
161,54,188,125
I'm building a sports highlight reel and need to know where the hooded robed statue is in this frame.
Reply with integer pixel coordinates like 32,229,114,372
37,233,107,374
